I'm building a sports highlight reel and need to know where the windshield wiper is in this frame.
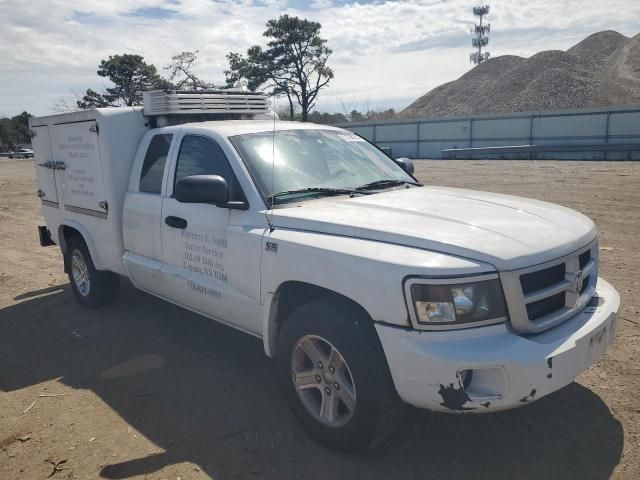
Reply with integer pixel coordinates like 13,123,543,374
269,187,370,205
355,179,423,191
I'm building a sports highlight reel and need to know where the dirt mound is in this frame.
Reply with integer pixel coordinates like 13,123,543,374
567,30,628,62
599,33,640,106
402,30,638,118
402,55,524,117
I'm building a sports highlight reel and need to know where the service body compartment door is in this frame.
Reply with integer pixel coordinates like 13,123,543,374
31,126,59,206
50,121,108,217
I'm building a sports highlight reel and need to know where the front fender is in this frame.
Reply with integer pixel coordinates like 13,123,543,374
260,229,493,355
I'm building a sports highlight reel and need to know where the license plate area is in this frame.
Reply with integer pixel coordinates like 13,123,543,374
585,316,614,365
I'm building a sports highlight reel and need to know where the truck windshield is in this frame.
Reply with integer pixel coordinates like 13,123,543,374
230,129,416,204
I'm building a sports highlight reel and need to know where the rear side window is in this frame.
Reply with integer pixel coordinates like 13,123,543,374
139,134,173,193
175,135,245,201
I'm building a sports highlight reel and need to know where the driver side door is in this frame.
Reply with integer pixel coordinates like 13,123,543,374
160,133,259,332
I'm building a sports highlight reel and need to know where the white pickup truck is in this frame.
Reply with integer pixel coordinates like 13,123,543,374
30,90,619,452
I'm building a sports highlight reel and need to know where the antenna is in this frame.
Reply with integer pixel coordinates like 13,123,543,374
271,94,276,197
265,93,276,232
470,4,491,65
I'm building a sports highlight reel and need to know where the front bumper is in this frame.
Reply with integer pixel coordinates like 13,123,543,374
376,277,620,412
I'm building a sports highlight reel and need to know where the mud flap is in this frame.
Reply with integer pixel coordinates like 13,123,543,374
38,225,55,247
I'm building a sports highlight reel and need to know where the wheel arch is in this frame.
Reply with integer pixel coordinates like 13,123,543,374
58,221,102,272
263,280,372,358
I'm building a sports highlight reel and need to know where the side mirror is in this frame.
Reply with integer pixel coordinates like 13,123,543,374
395,157,415,175
175,175,229,206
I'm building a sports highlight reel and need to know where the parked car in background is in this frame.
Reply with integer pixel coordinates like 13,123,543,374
8,148,34,159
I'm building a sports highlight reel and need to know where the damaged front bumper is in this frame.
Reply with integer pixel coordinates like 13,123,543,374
376,277,620,412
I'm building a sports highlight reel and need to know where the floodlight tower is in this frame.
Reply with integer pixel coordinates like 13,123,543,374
470,5,490,65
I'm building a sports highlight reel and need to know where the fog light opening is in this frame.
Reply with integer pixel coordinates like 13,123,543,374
460,366,508,400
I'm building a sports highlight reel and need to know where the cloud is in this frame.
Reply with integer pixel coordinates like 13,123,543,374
125,7,181,19
392,32,469,53
0,0,639,116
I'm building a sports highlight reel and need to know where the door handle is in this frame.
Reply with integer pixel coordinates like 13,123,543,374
165,216,188,229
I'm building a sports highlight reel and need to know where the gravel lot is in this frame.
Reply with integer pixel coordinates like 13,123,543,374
1,158,639,479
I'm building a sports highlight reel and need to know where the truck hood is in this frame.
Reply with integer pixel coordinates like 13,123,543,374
270,187,596,271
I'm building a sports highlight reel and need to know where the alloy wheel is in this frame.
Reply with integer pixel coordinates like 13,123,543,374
291,335,357,427
71,249,90,297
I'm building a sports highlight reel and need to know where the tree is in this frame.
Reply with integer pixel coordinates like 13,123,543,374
0,111,33,148
76,89,112,110
307,110,348,125
226,48,297,119
349,110,365,122
77,54,172,109
164,50,212,90
304,107,398,125
225,15,333,121
10,112,32,145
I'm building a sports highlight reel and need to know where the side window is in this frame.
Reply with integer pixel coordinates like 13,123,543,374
175,135,245,201
139,134,173,194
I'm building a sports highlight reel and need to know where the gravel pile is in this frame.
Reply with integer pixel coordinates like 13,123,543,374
402,30,640,118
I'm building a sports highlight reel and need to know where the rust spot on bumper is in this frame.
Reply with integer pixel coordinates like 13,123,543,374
438,383,475,411
519,388,537,403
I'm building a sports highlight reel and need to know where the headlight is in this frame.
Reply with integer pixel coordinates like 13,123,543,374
404,275,508,330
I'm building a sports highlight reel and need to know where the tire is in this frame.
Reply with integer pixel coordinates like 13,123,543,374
276,297,406,452
65,235,120,307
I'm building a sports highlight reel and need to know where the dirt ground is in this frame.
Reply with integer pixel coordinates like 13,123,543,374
1,158,639,480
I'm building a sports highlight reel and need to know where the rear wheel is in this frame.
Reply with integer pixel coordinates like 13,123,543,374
65,236,119,307
276,297,405,452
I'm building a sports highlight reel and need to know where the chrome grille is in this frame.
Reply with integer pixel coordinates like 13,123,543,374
500,240,599,333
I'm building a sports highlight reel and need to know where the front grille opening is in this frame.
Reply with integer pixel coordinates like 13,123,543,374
520,263,566,294
579,250,591,269
527,292,566,320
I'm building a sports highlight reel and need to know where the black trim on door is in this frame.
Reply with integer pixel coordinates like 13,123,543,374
165,216,188,229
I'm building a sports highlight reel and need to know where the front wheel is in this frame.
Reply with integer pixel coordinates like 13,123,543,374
276,297,405,452
65,236,120,307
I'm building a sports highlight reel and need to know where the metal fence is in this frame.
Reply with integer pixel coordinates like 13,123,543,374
338,106,640,160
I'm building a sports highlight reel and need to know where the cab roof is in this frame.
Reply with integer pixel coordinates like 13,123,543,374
175,120,343,137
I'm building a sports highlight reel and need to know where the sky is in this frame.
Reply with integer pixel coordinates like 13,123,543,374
1,0,640,117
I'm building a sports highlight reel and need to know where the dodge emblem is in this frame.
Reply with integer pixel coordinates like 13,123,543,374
573,271,584,293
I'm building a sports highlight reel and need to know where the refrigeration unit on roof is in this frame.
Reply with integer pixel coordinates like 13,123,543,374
142,89,270,117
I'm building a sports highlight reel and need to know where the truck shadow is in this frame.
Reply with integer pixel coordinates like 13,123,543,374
0,281,623,480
